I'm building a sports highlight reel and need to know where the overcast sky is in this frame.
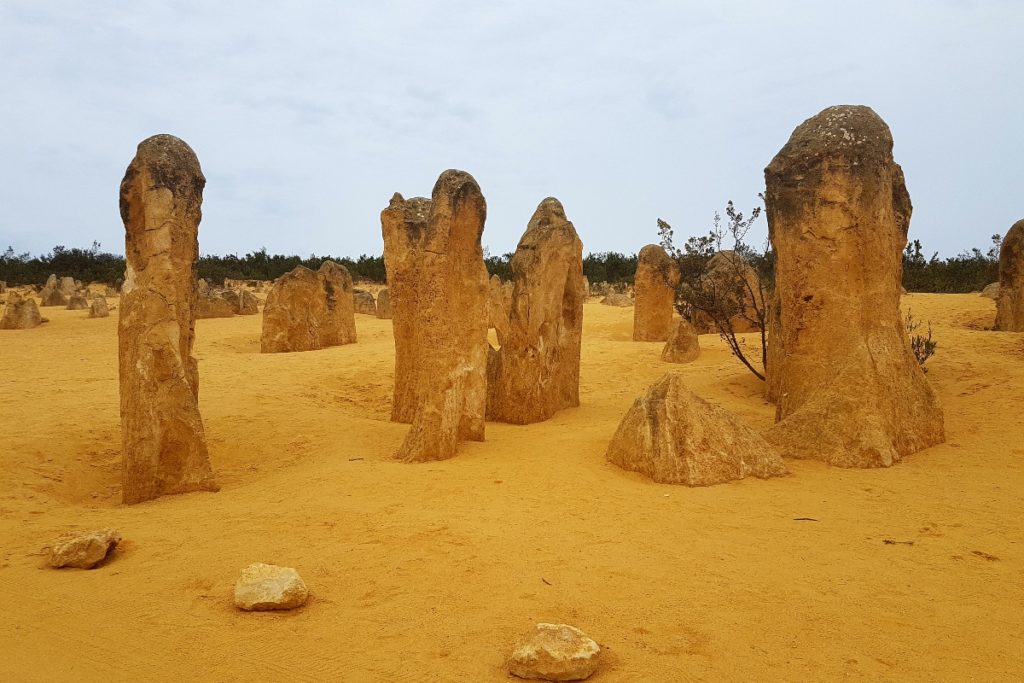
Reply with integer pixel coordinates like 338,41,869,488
1,1,1020,259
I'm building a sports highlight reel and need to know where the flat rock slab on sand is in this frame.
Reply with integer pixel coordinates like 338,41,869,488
508,623,601,681
234,563,308,611
47,528,121,569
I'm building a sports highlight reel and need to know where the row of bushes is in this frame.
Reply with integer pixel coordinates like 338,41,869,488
0,244,388,287
901,237,1002,293
0,244,642,287
0,238,1004,292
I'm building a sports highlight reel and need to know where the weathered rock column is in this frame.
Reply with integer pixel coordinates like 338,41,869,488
118,134,218,503
375,288,392,319
487,198,584,424
996,220,1024,331
633,244,679,341
381,170,489,462
381,195,431,423
88,295,110,319
317,261,357,347
763,105,944,467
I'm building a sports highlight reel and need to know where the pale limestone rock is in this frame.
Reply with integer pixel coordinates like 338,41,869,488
260,261,357,353
607,374,787,486
375,287,392,319
196,289,235,319
206,288,258,316
508,623,600,682
233,563,308,611
661,319,699,363
353,288,376,315
118,134,218,504
39,274,67,307
381,170,488,461
66,292,89,310
763,105,944,467
487,198,584,424
47,528,121,569
0,291,44,329
600,293,633,307
88,295,110,318
237,289,259,315
633,244,679,341
381,196,432,423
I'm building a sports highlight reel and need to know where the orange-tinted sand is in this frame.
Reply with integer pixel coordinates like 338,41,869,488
1,294,1021,681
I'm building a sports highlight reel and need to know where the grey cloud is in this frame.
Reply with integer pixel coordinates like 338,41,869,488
0,0,1021,259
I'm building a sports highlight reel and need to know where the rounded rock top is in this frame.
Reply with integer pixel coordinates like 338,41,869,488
767,104,896,176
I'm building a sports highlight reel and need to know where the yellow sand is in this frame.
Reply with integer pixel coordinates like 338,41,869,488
0,294,1021,682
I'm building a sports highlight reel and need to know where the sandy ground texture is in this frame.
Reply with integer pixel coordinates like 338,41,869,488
0,294,1021,682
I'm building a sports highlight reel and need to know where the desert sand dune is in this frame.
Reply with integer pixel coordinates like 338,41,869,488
0,294,1021,681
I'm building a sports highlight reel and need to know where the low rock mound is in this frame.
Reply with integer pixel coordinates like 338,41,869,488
235,289,259,315
234,563,308,611
508,623,600,682
39,274,68,307
88,296,110,318
261,261,356,353
196,290,235,319
213,289,258,316
981,282,999,299
47,528,121,569
607,374,787,486
353,288,376,315
661,319,700,363
600,293,633,307
1,292,45,329
66,293,89,310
